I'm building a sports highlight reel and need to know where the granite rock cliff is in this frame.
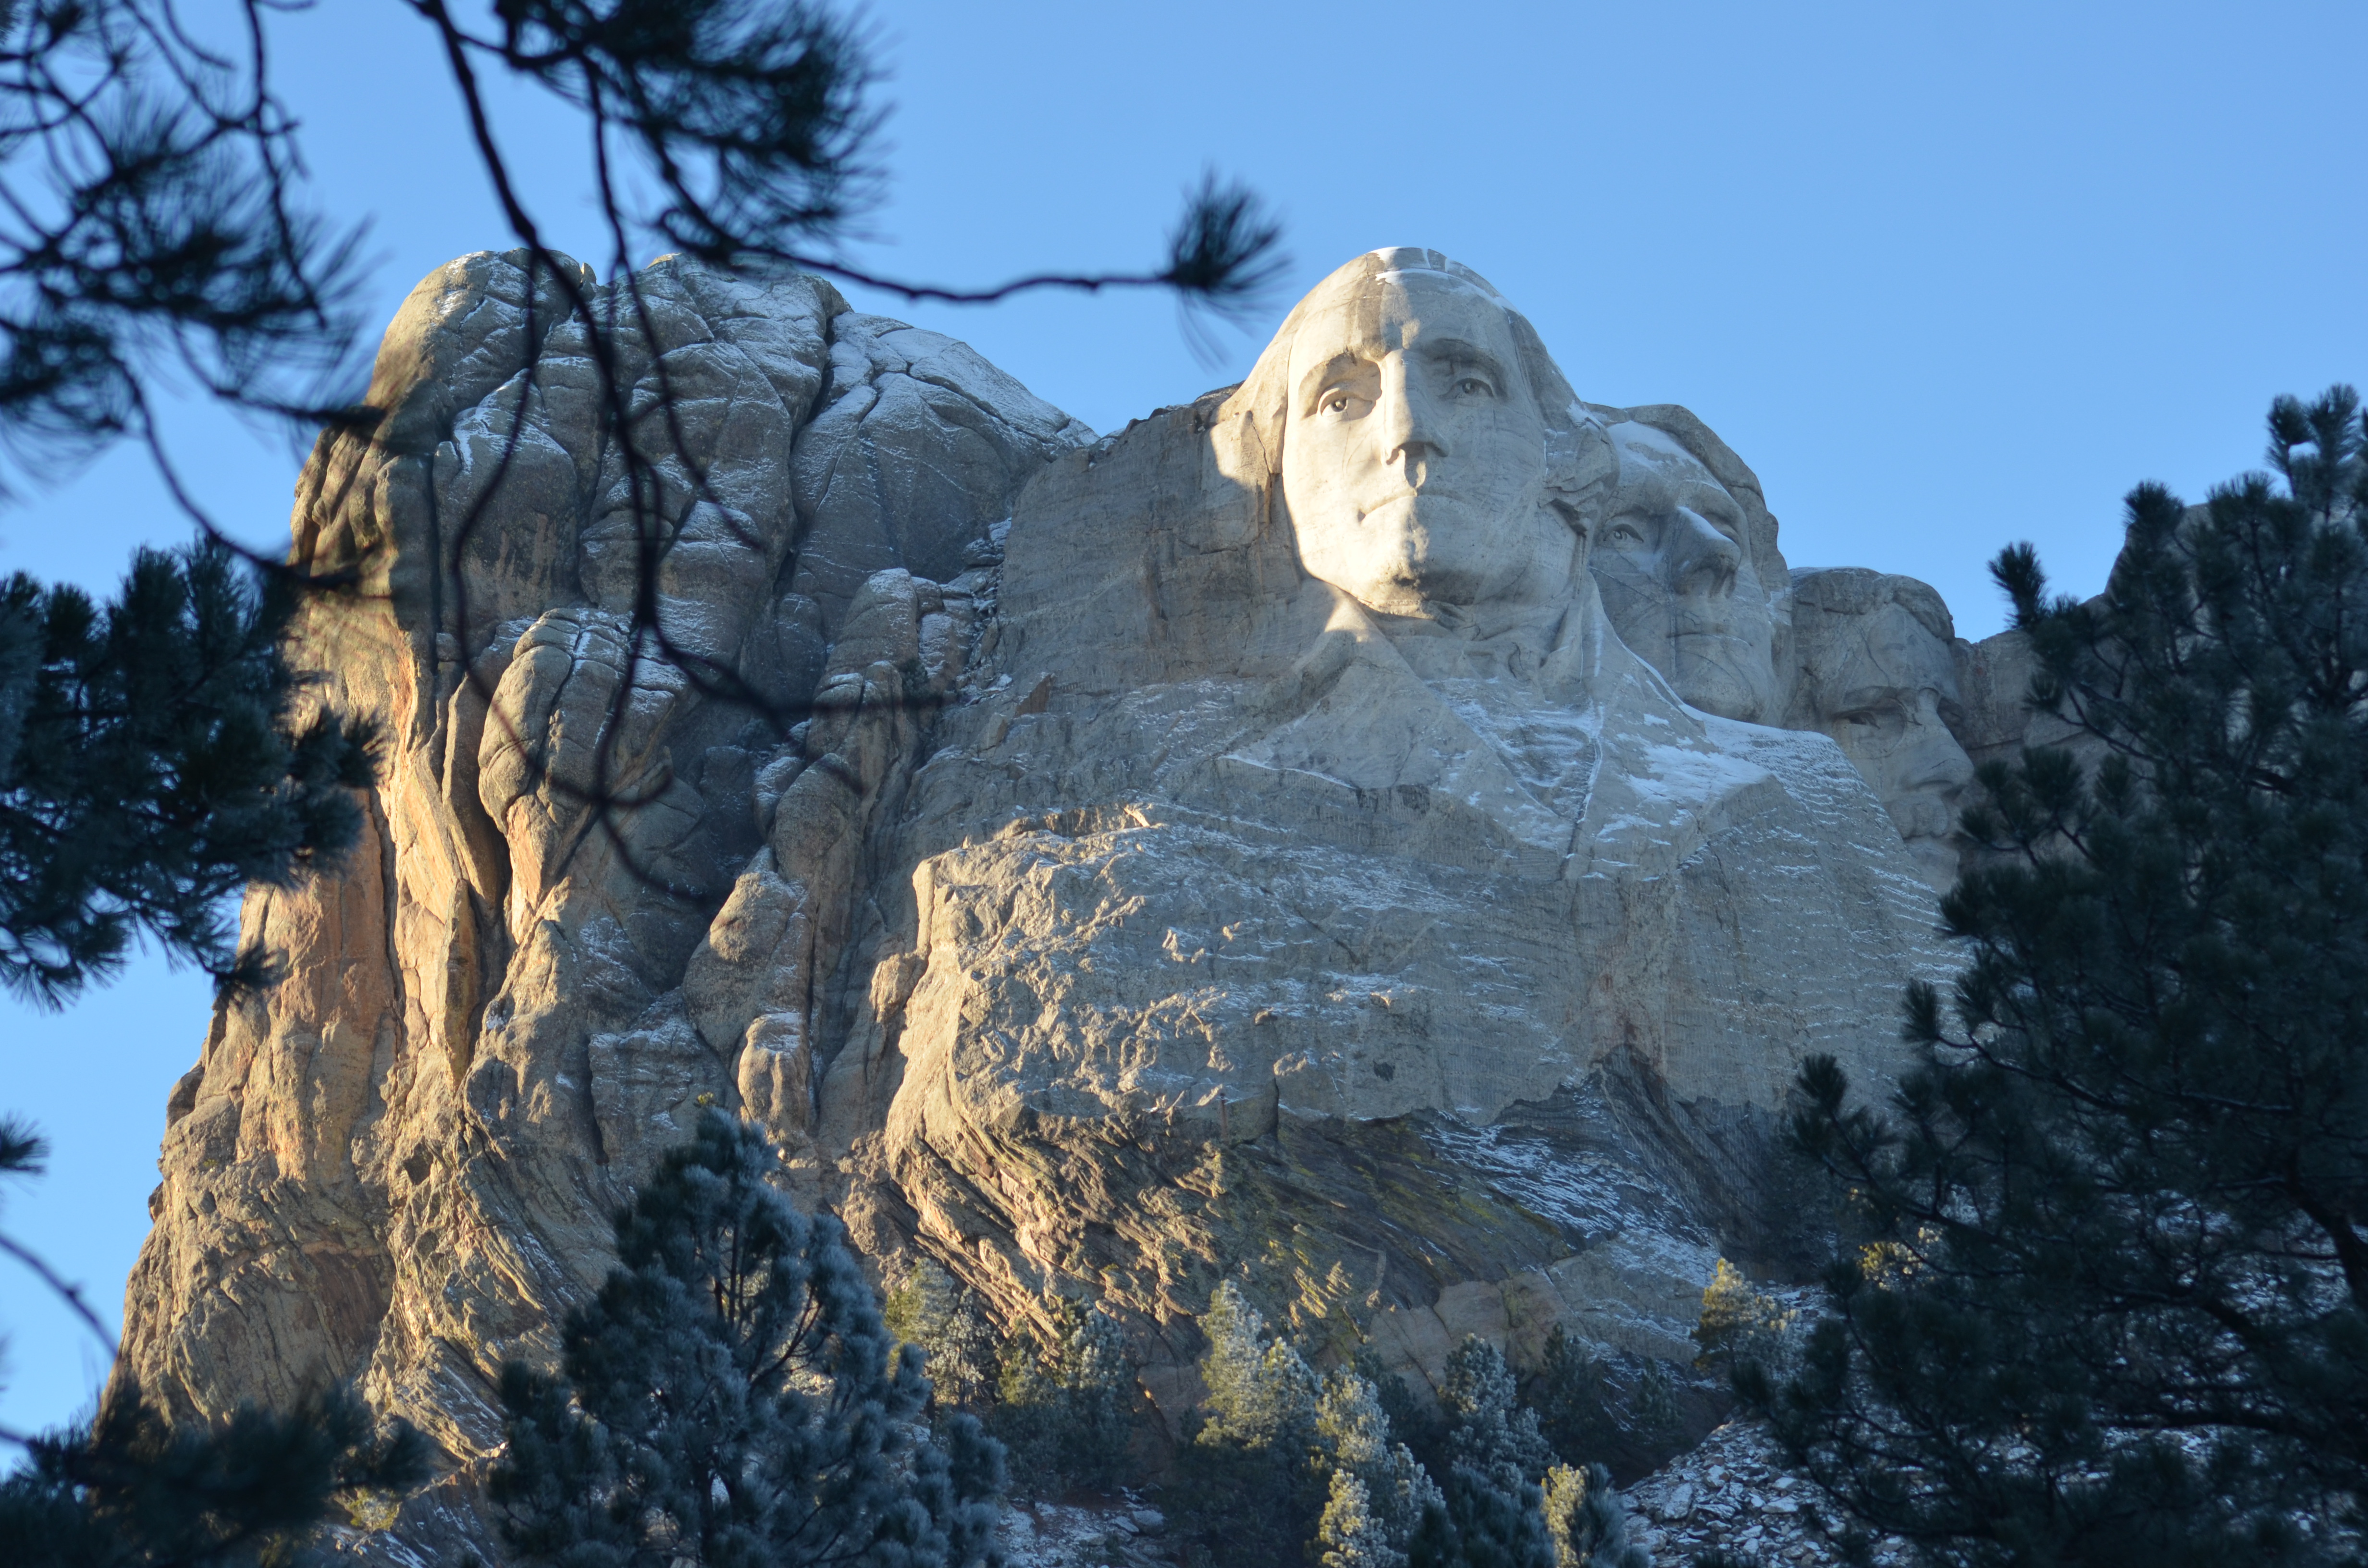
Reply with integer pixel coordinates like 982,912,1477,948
120,248,2030,1557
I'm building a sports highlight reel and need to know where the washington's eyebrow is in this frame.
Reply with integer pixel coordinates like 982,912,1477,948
1296,351,1378,413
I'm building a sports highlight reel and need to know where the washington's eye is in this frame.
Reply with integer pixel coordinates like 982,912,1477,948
1318,389,1361,416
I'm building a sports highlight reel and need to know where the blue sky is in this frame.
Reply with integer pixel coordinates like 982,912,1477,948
3,0,2363,1437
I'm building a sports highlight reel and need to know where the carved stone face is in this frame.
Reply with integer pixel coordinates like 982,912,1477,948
1280,268,1575,618
1789,569,1977,888
1592,423,1781,722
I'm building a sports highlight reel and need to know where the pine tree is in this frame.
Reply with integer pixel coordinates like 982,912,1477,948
1319,1470,1395,1568
1053,1301,1137,1489
1409,1464,1556,1568
0,541,373,1003
1524,1328,1685,1482
883,1258,997,1412
985,1290,1141,1496
1689,1262,1794,1378
1541,1464,1649,1568
1174,1285,1452,1568
1196,1282,1322,1452
1317,1366,1443,1558
1748,387,2368,1565
489,1110,1002,1568
0,1380,424,1568
1172,1283,1325,1568
1405,1339,1562,1568
1439,1339,1556,1490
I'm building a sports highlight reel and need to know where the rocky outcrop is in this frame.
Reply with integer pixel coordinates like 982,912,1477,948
119,251,1089,1555
122,247,1985,1560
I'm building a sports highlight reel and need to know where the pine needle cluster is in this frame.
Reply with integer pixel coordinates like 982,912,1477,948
0,541,373,1003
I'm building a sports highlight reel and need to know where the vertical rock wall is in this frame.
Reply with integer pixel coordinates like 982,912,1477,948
120,251,1089,1553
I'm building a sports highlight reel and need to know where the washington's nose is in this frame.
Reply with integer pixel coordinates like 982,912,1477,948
1377,355,1448,469
1668,509,1741,599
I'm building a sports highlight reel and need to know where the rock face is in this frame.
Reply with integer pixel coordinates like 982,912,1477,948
123,247,2005,1557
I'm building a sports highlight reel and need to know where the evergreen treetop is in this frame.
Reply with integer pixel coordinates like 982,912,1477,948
1750,386,2368,1566
490,1110,1002,1568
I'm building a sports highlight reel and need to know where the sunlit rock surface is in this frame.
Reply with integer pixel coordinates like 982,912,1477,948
121,248,1998,1559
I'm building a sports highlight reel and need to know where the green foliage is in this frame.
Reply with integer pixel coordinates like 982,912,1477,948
1318,1364,1443,1556
1196,1281,1322,1453
1172,1283,1328,1567
1752,387,2368,1565
883,1257,997,1412
0,541,373,1004
489,1110,1002,1568
1175,1284,1444,1568
1319,1469,1395,1568
1177,1294,1609,1568
986,1291,1125,1493
1542,1463,1649,1568
1440,1339,1555,1489
1410,1464,1556,1568
1362,1346,1444,1468
988,1291,1138,1494
0,1380,424,1568
1054,1300,1137,1487
1523,1329,1687,1484
1688,1261,1794,1376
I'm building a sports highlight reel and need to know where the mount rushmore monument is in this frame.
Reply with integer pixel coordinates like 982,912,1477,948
117,247,2047,1550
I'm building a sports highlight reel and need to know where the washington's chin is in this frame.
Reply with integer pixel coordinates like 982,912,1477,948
1310,533,1529,617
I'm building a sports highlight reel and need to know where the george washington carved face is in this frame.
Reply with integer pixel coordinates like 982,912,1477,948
1252,253,1600,622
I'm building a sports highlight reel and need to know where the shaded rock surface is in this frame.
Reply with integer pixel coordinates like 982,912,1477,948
119,250,1999,1561
1625,1419,1898,1568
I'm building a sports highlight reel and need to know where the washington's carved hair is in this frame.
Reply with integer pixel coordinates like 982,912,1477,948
1217,248,1615,533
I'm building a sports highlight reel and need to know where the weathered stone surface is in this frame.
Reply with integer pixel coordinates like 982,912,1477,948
830,255,1955,1440
118,249,1088,1558
121,247,1990,1560
1589,404,1791,726
1784,568,1978,889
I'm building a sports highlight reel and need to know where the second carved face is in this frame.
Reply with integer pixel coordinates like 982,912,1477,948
1591,423,1782,723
